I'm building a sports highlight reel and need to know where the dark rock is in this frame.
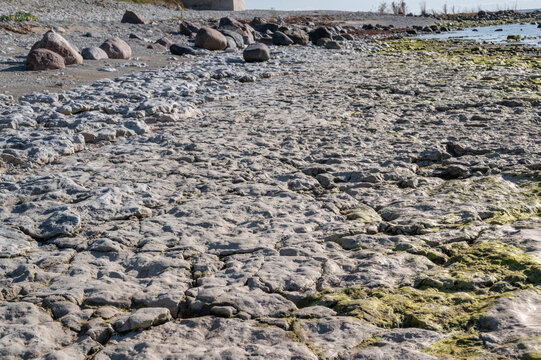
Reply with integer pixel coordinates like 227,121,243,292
280,27,309,45
342,34,354,40
155,37,173,49
129,33,144,40
272,31,294,46
255,22,279,33
316,37,331,47
121,10,147,25
147,43,167,51
220,29,244,49
325,40,341,50
219,16,243,30
170,44,197,56
180,21,199,36
309,27,332,44
249,17,264,28
243,43,270,62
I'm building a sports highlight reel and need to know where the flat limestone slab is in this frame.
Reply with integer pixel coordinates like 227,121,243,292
181,0,245,11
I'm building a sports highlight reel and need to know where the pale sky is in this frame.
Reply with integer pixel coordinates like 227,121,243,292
246,0,539,13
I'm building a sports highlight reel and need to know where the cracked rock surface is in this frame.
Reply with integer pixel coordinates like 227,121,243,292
1,3,541,360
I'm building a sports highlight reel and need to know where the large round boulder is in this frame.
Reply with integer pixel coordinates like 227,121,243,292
195,27,228,51
25,48,65,71
31,30,82,65
99,37,132,59
243,43,270,63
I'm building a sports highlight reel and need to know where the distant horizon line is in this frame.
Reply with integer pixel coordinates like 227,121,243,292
243,6,540,13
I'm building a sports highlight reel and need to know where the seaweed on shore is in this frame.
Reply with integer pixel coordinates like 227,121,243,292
380,38,541,69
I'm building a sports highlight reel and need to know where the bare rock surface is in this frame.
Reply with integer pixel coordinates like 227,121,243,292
97,316,318,359
0,1,540,360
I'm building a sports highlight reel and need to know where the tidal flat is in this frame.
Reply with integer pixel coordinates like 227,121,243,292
0,1,540,359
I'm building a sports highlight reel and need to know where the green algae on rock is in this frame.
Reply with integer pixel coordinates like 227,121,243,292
381,39,541,70
312,239,541,358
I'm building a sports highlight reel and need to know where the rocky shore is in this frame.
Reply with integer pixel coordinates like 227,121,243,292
0,1,540,359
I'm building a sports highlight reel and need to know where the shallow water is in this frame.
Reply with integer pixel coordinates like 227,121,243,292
418,23,541,48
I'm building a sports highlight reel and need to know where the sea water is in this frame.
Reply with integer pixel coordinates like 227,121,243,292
418,23,541,48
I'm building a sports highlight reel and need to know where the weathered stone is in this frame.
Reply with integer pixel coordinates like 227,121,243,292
220,29,244,49
99,37,132,59
195,27,228,51
0,302,73,359
309,27,333,44
179,20,200,36
96,317,316,359
325,40,342,50
272,31,294,46
281,27,309,45
170,44,197,56
121,10,147,24
31,30,82,65
81,47,108,60
243,42,270,62
113,307,172,333
25,48,65,71
155,37,173,50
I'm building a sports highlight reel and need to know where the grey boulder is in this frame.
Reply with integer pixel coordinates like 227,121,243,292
81,47,108,60
220,29,244,49
272,31,294,46
309,27,333,44
243,43,270,63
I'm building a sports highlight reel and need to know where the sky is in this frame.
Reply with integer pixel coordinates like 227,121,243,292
246,0,540,13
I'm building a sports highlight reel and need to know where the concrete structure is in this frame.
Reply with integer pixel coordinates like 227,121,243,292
181,0,245,11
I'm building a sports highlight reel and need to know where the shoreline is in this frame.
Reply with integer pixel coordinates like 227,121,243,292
0,1,540,359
